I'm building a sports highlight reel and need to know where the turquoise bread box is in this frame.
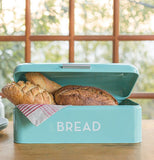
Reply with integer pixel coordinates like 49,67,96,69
13,63,142,143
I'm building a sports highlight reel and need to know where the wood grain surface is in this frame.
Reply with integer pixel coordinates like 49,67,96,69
0,120,154,160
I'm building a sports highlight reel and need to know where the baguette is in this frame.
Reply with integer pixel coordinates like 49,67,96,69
54,85,118,105
25,72,61,93
2,81,55,105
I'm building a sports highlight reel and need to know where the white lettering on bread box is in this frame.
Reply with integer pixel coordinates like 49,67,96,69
57,121,101,132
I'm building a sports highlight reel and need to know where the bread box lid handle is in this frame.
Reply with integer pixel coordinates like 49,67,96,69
62,64,91,69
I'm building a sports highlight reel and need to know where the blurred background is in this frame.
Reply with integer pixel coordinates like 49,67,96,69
0,0,154,120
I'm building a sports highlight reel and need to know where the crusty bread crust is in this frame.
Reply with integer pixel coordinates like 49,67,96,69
54,85,118,105
2,81,55,105
25,72,61,93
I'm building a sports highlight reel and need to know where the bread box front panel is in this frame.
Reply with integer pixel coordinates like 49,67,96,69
14,100,141,143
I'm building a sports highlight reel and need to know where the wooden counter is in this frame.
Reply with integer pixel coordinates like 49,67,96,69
0,120,154,160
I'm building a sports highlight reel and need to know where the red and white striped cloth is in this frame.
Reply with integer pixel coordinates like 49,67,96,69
17,104,68,126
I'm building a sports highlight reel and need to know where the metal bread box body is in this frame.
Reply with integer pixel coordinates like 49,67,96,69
13,63,142,143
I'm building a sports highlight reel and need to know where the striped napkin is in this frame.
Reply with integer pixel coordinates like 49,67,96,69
17,104,68,126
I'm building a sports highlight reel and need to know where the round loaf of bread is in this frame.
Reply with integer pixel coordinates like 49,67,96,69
54,85,118,105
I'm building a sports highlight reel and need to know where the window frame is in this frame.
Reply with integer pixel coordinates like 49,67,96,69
0,0,154,99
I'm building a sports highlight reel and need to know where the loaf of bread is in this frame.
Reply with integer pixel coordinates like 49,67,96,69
25,72,61,93
54,85,118,105
2,81,55,105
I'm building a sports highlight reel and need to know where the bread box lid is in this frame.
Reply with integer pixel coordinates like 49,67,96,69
13,63,139,104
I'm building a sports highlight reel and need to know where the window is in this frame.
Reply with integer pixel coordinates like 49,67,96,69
0,0,154,119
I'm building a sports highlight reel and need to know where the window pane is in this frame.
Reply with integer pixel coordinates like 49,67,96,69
120,0,154,35
132,99,154,119
0,0,25,35
31,0,69,35
75,41,112,63
31,41,69,63
119,41,154,93
75,0,113,35
0,42,25,120
0,42,25,89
